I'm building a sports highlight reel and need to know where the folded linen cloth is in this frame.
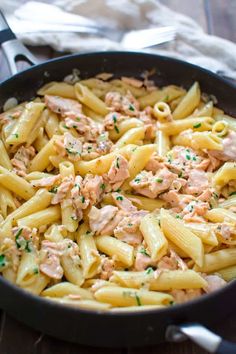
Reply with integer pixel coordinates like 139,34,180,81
1,0,236,79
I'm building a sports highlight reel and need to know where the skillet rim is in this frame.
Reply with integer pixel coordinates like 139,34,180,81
0,50,236,319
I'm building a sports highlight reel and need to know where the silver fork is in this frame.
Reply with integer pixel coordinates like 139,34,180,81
9,1,176,49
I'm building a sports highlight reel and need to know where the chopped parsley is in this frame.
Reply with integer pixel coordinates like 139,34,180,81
169,300,175,306
86,230,92,236
229,191,236,196
15,228,23,248
100,183,106,190
178,171,183,178
193,123,201,128
175,214,183,219
140,248,149,257
116,196,123,201
112,115,117,123
127,223,133,227
192,156,197,161
81,196,85,203
145,267,154,275
114,125,120,134
33,267,39,275
164,95,169,102
0,254,6,269
71,216,77,221
115,188,121,193
156,178,163,183
49,186,58,194
135,293,142,306
63,124,69,129
13,133,19,138
76,117,81,121
134,177,141,183
129,104,135,111
116,157,120,169
213,192,219,199
186,154,191,160
66,148,79,155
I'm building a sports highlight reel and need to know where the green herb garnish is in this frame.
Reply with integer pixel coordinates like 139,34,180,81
156,178,163,183
129,105,135,112
145,267,154,275
229,191,236,196
49,186,58,194
193,123,201,128
135,293,142,306
116,196,123,201
140,248,149,257
0,254,6,269
100,183,106,190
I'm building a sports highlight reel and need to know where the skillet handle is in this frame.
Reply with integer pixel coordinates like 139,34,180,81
0,10,39,75
166,323,236,353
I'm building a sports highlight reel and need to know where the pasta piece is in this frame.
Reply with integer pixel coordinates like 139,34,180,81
16,252,39,287
46,297,111,310
195,101,213,117
123,194,166,211
194,248,236,273
212,120,228,137
205,208,236,224
17,206,61,228
77,224,101,279
33,127,49,151
94,286,173,307
3,189,52,225
109,118,144,141
45,111,60,138
74,83,108,115
155,130,170,156
172,131,223,150
0,186,16,218
30,135,59,172
41,282,93,299
172,82,200,119
111,270,207,290
140,214,168,261
212,162,236,188
138,85,185,109
217,265,236,281
6,102,45,145
159,117,214,136
0,166,35,200
114,126,145,149
37,82,76,99
61,254,84,287
160,209,204,267
0,140,12,169
96,235,134,267
153,101,171,122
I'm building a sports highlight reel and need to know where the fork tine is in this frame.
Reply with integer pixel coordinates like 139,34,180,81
121,26,176,50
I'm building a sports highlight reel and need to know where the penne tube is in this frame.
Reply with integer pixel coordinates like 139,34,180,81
41,282,93,299
37,81,76,99
45,111,60,138
140,214,168,261
172,131,223,151
194,248,236,273
82,106,103,123
212,162,236,188
172,82,200,119
212,120,228,137
30,135,59,172
0,186,16,218
33,127,49,151
60,254,84,286
22,273,50,295
6,102,45,145
3,189,52,225
155,130,170,156
0,140,12,169
16,251,39,287
94,286,173,307
205,208,236,224
78,232,101,279
217,265,236,282
114,126,145,148
17,206,61,228
96,235,134,267
109,118,144,141
138,85,185,109
219,195,236,208
195,101,213,117
111,269,207,290
159,116,214,136
183,222,218,246
25,108,47,147
46,297,111,310
0,165,35,200
123,193,166,211
160,209,204,267
153,101,172,122
74,83,108,115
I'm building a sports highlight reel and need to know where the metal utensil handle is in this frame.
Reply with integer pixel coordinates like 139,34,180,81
166,323,236,353
0,10,38,75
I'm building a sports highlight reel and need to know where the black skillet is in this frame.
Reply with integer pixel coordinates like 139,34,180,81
0,10,236,353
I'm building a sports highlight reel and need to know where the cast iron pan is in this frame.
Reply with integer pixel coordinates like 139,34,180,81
0,10,236,353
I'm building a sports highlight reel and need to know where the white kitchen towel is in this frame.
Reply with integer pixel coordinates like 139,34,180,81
1,0,236,79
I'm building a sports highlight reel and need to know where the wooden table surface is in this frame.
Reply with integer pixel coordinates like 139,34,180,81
0,1,236,353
